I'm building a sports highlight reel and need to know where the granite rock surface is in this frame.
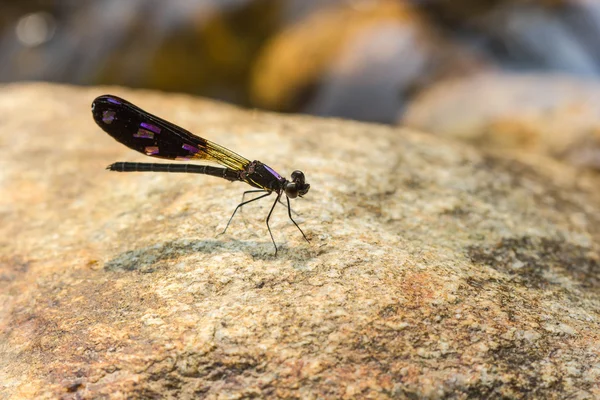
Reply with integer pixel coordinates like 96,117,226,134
1,83,600,399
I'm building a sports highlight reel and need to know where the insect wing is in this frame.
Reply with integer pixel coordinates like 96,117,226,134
92,95,250,170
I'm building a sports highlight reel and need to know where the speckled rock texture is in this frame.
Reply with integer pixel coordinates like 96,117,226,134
1,83,600,399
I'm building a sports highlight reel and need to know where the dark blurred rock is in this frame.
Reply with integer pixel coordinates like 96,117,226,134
98,0,282,105
476,2,600,75
2,83,600,398
0,0,282,105
251,1,486,123
417,0,600,76
413,0,565,25
403,72,600,170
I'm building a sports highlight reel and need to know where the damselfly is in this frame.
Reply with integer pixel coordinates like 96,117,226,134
92,95,310,254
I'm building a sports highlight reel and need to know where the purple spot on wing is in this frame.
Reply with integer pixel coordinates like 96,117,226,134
133,128,154,139
102,110,115,124
107,97,121,105
182,144,199,154
145,146,159,155
264,164,283,180
141,122,161,134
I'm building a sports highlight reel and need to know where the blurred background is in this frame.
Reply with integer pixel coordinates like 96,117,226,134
2,0,600,169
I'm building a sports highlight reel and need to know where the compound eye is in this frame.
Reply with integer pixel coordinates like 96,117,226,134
285,182,299,199
291,170,305,184
299,183,310,197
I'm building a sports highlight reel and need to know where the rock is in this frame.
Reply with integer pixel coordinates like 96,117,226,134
403,72,600,170
418,0,600,76
472,0,600,75
250,1,485,123
1,2,281,105
1,83,600,398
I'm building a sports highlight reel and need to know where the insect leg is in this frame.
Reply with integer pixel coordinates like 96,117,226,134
266,192,282,255
240,190,268,218
279,197,298,216
222,192,272,234
286,195,309,243
241,189,268,202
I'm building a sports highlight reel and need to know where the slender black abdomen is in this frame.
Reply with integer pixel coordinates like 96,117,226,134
107,162,239,181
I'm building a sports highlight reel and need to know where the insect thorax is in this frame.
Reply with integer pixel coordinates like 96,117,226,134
241,161,286,191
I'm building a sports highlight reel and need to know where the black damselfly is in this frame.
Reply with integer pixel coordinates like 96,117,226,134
92,95,310,254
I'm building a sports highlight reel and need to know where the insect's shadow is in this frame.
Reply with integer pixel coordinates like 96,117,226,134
104,238,315,272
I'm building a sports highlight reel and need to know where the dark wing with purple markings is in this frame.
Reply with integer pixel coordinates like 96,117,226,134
91,95,250,171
